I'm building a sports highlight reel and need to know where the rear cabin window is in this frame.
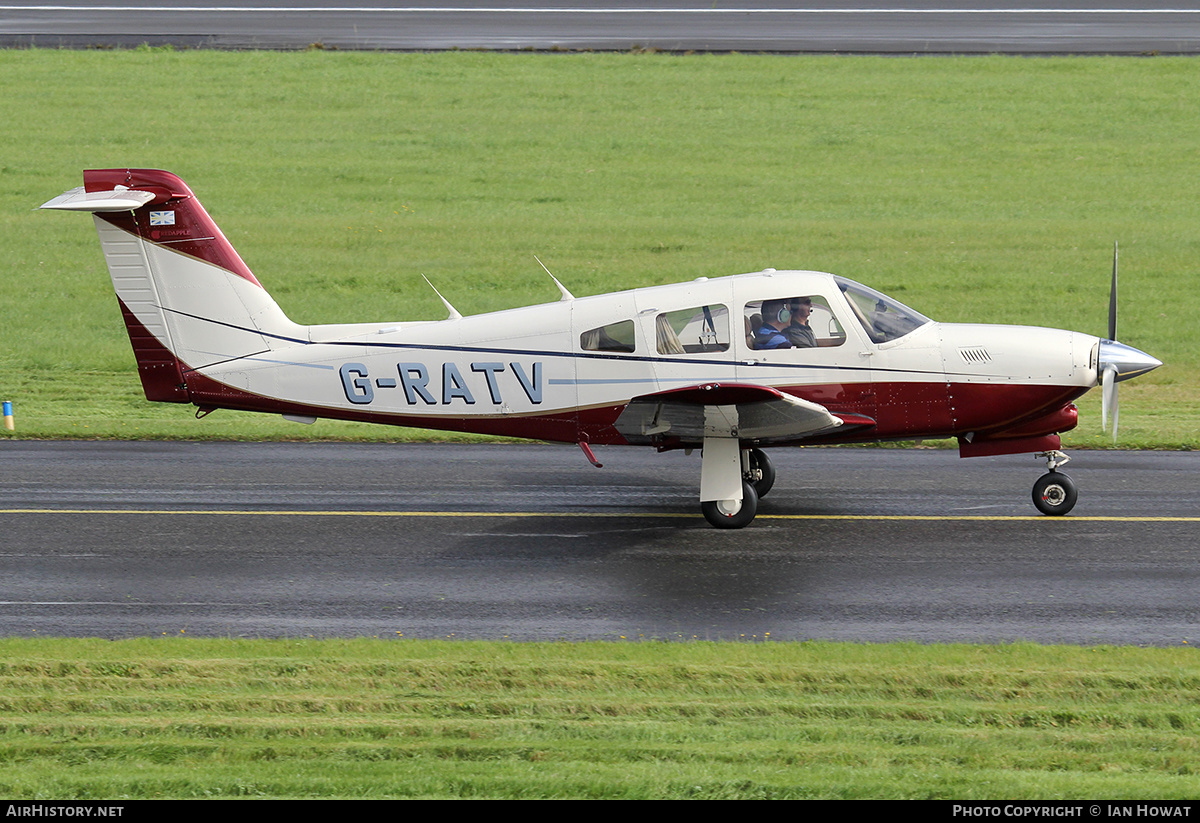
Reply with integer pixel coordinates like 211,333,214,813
655,305,730,355
580,319,635,353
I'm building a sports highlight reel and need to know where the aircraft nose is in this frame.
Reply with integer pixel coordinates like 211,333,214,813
1096,339,1162,383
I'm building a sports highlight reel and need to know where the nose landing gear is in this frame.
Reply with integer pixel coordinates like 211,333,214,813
1032,450,1077,516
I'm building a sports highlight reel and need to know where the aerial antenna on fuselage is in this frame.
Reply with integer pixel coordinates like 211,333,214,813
536,256,574,302
421,275,462,320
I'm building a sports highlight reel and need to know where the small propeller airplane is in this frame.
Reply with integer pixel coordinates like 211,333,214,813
41,169,1162,528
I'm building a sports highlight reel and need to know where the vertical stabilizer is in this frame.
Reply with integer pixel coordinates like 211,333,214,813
41,169,305,403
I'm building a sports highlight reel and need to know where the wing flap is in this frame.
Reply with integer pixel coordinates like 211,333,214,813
614,382,871,445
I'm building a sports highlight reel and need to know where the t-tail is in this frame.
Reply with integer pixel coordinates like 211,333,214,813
40,169,304,403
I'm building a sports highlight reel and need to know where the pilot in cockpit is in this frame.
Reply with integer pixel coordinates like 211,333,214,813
784,296,817,348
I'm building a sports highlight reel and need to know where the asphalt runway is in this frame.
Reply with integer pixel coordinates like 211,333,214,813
3,2,1200,53
1,441,1197,644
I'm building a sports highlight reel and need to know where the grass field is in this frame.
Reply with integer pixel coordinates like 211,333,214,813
1,49,1196,446
0,638,1198,800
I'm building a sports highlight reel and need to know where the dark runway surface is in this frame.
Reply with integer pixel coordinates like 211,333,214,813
1,441,1197,644
4,2,1200,53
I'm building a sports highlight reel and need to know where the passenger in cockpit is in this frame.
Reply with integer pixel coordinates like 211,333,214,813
752,299,792,350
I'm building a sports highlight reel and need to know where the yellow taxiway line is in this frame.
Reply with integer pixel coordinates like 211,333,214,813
1,509,1198,522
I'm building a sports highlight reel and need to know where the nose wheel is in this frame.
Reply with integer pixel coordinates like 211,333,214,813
1032,471,1077,516
1032,450,1077,516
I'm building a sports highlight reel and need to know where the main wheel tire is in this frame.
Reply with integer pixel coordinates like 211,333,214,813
747,448,776,498
701,480,759,529
1032,472,1078,516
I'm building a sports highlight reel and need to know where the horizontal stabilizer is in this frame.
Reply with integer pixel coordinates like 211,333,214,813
40,187,156,213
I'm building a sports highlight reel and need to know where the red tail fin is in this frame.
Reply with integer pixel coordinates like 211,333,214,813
83,169,261,287
43,169,303,404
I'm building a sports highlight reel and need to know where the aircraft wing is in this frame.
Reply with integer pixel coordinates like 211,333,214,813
613,383,875,446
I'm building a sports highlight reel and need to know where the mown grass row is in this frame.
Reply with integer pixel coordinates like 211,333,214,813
0,639,1197,799
1,50,1197,446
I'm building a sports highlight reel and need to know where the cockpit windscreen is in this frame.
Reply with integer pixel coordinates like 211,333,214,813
835,277,931,344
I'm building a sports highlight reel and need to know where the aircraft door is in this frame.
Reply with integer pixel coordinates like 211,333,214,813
736,288,878,426
632,279,738,393
833,279,952,439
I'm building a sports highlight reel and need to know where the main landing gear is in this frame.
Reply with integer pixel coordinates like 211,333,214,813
699,441,775,529
747,447,775,498
701,480,759,529
1032,450,1077,516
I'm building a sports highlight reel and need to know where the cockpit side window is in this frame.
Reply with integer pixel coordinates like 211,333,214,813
580,319,635,353
655,305,729,355
743,296,846,350
835,277,931,344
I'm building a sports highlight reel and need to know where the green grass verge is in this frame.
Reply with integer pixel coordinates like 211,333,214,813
0,638,1197,799
1,50,1195,447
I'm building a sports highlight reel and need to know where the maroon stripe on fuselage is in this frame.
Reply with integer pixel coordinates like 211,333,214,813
174,373,1085,448
784,380,1083,441
944,382,1087,437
